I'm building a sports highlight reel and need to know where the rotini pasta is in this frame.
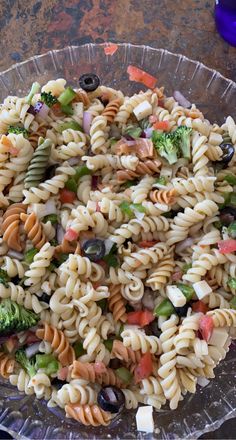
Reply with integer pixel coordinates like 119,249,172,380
0,76,235,427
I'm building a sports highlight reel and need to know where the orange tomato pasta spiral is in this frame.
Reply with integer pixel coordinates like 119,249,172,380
111,340,142,365
116,160,161,182
20,211,46,249
1,203,27,251
102,98,121,123
65,403,111,426
36,323,75,366
149,188,177,205
74,88,91,107
108,284,127,323
71,360,126,388
0,352,15,378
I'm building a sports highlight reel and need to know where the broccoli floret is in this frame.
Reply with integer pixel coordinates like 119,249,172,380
0,269,10,286
175,126,192,159
0,299,39,335
152,131,179,165
15,349,36,378
8,126,29,138
40,91,58,107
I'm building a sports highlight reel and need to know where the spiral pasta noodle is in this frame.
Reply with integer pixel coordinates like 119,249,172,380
1,203,26,251
20,212,46,249
65,403,111,426
36,322,75,366
108,284,127,323
0,76,235,424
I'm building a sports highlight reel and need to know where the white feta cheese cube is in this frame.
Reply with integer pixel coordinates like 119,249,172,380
208,327,229,347
166,285,186,307
193,280,212,300
136,406,154,433
133,100,152,121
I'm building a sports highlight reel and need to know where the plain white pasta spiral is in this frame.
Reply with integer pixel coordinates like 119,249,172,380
109,215,169,246
1,256,25,278
121,328,162,354
174,313,202,354
90,115,108,154
82,154,139,171
182,249,227,283
9,369,34,395
158,315,182,410
0,282,47,314
56,379,97,407
24,242,54,287
131,176,156,204
191,131,209,176
167,200,219,246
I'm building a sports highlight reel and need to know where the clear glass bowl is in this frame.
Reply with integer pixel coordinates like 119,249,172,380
0,43,236,440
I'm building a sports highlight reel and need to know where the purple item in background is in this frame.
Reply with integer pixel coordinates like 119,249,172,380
215,0,236,46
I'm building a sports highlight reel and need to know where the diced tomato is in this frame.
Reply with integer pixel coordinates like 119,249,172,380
199,315,214,342
149,115,158,124
127,311,142,325
94,362,106,374
153,121,170,131
138,240,158,248
64,228,78,242
127,310,154,327
127,65,157,89
192,300,209,314
59,188,76,204
140,310,155,327
218,239,236,254
134,352,153,383
104,43,118,56
172,270,183,282
58,366,69,381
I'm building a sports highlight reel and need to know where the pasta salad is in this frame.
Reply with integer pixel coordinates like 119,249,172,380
0,70,236,428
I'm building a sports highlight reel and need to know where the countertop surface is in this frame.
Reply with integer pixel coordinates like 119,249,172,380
0,0,236,439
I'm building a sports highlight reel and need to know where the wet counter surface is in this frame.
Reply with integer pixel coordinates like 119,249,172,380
0,0,236,439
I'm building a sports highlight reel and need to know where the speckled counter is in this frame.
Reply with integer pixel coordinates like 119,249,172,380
0,1,236,439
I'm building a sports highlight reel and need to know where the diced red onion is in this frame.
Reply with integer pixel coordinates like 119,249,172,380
175,237,194,254
44,199,57,216
140,131,146,138
25,342,40,359
142,291,155,311
8,250,24,260
144,127,154,138
173,91,191,108
67,157,81,166
92,175,99,190
83,111,93,134
38,102,50,119
27,105,37,116
56,225,65,244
